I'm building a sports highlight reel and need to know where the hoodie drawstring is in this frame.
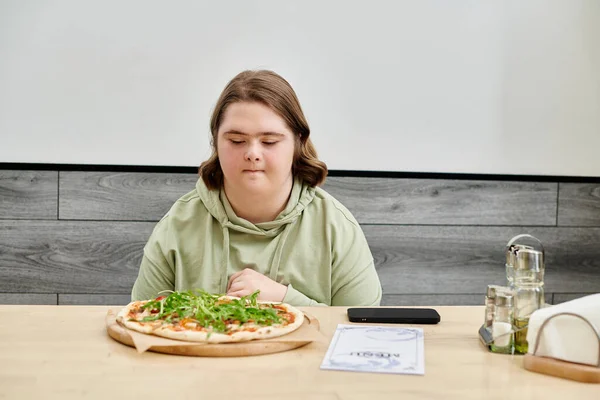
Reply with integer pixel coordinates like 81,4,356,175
220,225,231,293
198,179,315,294
268,222,294,282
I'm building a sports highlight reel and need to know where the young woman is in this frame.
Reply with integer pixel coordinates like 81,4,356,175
131,70,382,306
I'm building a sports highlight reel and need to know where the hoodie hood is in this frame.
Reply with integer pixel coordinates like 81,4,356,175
195,177,315,236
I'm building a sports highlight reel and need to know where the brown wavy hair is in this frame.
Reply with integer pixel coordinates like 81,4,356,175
199,70,328,190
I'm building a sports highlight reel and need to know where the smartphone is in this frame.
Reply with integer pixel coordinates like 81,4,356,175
347,307,441,324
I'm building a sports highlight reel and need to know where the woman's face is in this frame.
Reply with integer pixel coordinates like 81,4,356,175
217,102,295,197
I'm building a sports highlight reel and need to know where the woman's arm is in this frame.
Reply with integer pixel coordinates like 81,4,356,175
283,283,329,306
282,257,382,306
330,258,382,306
131,254,175,301
131,218,175,301
328,200,383,306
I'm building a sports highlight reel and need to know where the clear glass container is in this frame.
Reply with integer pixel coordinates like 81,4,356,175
504,234,545,355
490,291,514,354
484,285,508,330
512,248,545,354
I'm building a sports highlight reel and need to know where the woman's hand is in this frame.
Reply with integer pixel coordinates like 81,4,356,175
226,268,288,302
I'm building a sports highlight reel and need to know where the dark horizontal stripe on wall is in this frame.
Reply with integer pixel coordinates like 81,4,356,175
552,293,598,304
1,162,600,183
58,293,132,306
0,293,58,305
0,162,199,174
382,293,554,307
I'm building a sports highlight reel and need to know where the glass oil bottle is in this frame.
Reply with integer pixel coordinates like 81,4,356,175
504,235,545,355
511,248,545,354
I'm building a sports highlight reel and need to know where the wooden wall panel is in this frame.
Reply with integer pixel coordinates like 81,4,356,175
366,226,600,295
58,294,132,305
0,293,57,305
58,173,560,225
382,294,483,306
382,293,553,307
2,220,598,302
552,293,598,304
558,183,600,226
323,177,557,225
59,172,197,220
1,168,599,306
0,170,57,219
0,220,153,293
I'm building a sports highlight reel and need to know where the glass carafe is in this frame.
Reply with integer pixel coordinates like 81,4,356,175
505,234,545,355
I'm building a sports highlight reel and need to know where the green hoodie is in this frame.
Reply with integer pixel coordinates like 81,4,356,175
131,178,382,306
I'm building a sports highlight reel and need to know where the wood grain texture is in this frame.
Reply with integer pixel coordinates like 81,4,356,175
524,354,600,384
558,183,600,226
58,294,132,305
0,170,57,219
59,171,198,221
5,306,599,399
0,293,57,305
57,173,560,225
365,225,600,295
323,177,558,225
2,220,599,298
0,220,154,293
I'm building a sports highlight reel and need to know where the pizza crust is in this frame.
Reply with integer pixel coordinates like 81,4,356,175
116,298,305,343
116,300,162,334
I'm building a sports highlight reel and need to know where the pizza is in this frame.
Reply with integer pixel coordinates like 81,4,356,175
116,290,304,343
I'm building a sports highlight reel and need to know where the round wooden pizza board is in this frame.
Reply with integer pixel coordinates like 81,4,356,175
106,309,320,357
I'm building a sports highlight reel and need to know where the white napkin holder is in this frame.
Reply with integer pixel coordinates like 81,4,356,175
523,293,600,383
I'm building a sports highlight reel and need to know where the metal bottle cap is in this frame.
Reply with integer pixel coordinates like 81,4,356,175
495,293,513,307
505,244,533,266
514,248,544,272
487,284,509,298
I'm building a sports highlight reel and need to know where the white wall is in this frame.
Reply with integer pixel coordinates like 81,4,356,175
1,0,599,177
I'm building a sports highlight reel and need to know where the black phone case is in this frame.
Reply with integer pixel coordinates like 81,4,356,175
347,307,441,324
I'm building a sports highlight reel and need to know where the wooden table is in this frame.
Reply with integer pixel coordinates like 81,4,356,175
0,305,597,399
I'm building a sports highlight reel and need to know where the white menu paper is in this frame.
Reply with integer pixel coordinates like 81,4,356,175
320,324,425,375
